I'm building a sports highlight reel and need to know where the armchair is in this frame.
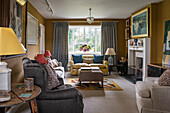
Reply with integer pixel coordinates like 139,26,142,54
22,57,84,113
135,77,170,113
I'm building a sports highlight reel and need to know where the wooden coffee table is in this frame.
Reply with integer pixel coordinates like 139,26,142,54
0,83,41,113
78,67,103,87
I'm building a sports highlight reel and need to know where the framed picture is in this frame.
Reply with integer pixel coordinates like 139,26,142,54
162,20,170,65
131,8,148,38
27,12,38,45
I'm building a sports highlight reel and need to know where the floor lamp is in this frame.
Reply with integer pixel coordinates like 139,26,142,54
105,48,116,65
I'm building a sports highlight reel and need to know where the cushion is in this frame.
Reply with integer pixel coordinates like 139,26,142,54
72,54,83,64
135,81,156,98
43,64,60,90
73,63,89,69
89,64,106,69
46,58,54,68
35,54,47,64
158,69,170,86
83,58,93,64
52,59,59,67
93,54,104,64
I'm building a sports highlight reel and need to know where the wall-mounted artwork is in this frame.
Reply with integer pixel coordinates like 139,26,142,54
27,12,38,45
162,20,170,65
131,8,148,38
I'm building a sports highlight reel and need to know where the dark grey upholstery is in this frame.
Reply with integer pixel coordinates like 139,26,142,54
22,57,84,113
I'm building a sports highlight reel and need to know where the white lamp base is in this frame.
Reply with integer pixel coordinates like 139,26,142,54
0,62,12,92
108,55,113,65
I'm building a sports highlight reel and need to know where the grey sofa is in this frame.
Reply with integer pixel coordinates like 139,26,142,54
135,77,170,113
22,57,84,113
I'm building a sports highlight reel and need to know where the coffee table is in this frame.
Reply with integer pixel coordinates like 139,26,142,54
78,67,103,87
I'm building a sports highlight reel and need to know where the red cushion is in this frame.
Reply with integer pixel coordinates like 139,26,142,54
35,54,47,64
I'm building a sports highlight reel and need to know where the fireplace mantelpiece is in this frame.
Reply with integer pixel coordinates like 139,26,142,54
128,38,150,81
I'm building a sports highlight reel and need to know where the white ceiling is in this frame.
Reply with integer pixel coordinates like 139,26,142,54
29,0,163,19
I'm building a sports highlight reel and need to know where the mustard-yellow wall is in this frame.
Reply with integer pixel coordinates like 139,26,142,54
156,0,170,63
3,2,45,83
45,19,126,60
27,2,45,59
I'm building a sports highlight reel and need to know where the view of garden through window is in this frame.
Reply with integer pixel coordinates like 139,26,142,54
68,26,101,53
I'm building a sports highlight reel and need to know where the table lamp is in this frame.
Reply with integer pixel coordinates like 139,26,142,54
44,50,52,58
0,27,26,92
105,48,116,65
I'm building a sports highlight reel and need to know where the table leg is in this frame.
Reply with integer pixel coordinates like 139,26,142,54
0,108,5,113
79,81,81,86
101,81,103,88
29,99,38,113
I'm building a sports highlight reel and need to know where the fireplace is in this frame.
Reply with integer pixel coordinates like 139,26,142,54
127,38,150,82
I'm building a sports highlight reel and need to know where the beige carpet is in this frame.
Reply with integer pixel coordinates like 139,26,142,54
13,72,138,113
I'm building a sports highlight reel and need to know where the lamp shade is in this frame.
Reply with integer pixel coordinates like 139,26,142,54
44,50,52,57
105,48,116,55
0,27,26,55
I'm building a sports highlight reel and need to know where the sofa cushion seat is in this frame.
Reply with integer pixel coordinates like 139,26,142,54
89,64,106,69
73,63,89,69
136,81,156,98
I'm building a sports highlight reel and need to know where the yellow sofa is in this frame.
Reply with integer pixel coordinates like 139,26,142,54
70,55,108,75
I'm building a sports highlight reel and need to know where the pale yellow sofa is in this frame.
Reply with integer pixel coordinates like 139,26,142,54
70,55,108,75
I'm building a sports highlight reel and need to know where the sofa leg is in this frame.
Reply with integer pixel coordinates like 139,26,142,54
79,81,81,86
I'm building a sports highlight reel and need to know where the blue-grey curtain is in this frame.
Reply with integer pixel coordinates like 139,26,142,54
53,22,68,70
101,22,117,64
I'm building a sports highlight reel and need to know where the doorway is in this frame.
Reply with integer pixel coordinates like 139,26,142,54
40,24,45,54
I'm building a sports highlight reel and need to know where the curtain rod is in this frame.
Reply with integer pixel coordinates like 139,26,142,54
52,20,119,23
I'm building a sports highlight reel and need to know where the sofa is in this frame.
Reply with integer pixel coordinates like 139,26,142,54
22,57,84,113
70,54,108,75
135,77,170,113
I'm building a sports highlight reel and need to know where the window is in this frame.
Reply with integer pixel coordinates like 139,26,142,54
68,26,101,54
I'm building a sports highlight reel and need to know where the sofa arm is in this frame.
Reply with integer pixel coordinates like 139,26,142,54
103,60,108,67
38,84,83,100
151,85,170,111
70,60,74,65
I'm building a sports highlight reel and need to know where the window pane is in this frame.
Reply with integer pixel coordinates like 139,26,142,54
68,26,101,53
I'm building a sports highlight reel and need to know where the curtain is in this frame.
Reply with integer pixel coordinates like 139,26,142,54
53,22,68,70
101,22,117,65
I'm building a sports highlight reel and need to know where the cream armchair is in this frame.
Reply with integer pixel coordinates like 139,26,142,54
135,77,170,113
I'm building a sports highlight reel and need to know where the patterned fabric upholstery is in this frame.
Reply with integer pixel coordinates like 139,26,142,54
70,54,108,75
158,69,170,86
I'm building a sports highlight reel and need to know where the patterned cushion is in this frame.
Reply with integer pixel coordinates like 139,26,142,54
72,54,83,64
93,54,104,64
52,59,59,67
158,69,170,86
89,64,106,69
47,58,54,68
73,63,89,69
83,58,93,64
43,64,60,90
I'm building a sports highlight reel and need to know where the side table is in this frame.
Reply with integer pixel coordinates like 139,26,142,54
0,83,41,113
108,61,127,75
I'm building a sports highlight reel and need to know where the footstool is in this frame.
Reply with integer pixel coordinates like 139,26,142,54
78,67,103,87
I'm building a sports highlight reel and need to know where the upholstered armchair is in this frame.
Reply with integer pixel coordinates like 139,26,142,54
135,77,170,113
22,57,84,113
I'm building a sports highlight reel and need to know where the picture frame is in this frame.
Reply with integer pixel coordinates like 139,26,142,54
131,8,148,38
27,12,38,45
162,20,170,65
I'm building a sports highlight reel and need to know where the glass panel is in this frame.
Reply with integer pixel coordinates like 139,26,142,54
68,26,101,53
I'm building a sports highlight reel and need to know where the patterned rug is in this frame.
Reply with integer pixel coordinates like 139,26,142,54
67,78,123,91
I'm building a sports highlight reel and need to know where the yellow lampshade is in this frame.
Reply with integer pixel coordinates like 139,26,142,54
0,27,26,55
16,0,27,6
105,48,116,55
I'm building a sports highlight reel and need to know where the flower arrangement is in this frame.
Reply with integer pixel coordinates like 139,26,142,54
79,44,91,52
